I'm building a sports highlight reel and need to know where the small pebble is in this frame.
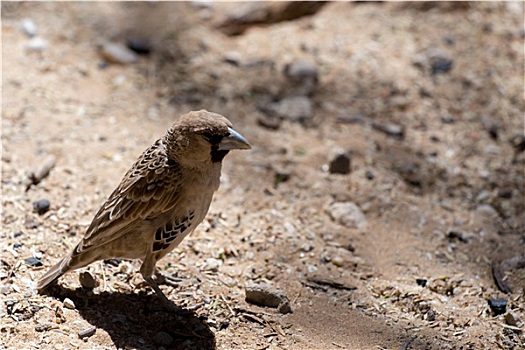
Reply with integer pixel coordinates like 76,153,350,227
283,59,318,95
431,56,453,75
223,52,242,66
153,331,174,346
365,170,375,180
301,243,313,252
20,18,37,37
63,298,76,309
126,38,152,55
100,42,138,64
26,37,48,51
505,311,522,327
331,256,344,267
284,59,318,82
257,115,281,130
33,199,50,215
202,257,222,272
447,230,468,243
371,122,405,140
273,167,291,185
25,257,43,267
35,323,53,332
79,271,98,289
416,278,427,287
245,284,292,313
269,96,313,122
328,202,367,230
329,152,351,175
78,326,97,339
510,134,525,153
488,297,507,315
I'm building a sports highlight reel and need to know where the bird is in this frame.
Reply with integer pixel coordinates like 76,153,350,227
37,110,251,308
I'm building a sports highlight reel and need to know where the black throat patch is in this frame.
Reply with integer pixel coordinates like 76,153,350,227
211,147,229,163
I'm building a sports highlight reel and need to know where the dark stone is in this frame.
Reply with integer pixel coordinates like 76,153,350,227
33,199,50,215
25,257,43,267
329,153,351,175
431,57,453,75
447,230,469,243
416,278,427,287
488,297,507,315
126,38,152,55
365,170,375,180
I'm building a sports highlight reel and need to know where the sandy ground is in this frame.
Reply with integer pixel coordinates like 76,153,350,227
1,2,524,350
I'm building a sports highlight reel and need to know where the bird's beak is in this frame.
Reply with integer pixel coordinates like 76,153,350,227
218,127,251,151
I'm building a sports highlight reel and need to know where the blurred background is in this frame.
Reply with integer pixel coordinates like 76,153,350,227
2,2,524,349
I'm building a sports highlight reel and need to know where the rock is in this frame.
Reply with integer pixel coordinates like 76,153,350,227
488,297,507,315
446,230,469,243
371,122,405,139
245,284,292,314
510,134,525,153
413,48,453,76
273,96,313,122
26,37,48,52
416,278,428,287
20,18,37,37
79,271,98,289
33,199,50,215
25,257,43,267
153,331,174,346
331,256,344,267
126,38,152,55
283,59,318,96
273,166,291,185
481,116,501,140
218,2,327,36
202,257,222,272
505,311,523,327
328,202,367,230
475,204,498,218
257,115,282,130
78,326,97,339
329,152,351,175
63,298,75,309
223,52,242,66
100,42,139,64
430,55,453,75
365,170,375,180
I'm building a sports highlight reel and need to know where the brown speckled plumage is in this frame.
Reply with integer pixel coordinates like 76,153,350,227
37,110,250,307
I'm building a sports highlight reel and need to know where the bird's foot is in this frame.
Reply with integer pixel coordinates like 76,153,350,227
154,270,183,287
144,276,178,312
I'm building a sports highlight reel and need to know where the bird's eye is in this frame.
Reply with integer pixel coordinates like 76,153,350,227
202,131,223,145
202,132,214,141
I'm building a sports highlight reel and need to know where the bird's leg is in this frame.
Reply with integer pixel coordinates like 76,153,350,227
140,256,176,311
155,268,183,287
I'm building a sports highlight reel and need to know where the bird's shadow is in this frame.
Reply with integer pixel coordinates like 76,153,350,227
42,286,216,350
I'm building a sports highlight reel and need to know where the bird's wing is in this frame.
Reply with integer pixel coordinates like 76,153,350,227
78,141,182,251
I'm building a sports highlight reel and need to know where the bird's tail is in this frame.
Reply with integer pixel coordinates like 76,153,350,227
37,252,73,290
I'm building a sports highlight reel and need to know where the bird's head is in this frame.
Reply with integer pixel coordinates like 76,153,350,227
165,110,251,167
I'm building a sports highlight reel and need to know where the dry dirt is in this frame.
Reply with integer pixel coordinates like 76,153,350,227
1,2,524,350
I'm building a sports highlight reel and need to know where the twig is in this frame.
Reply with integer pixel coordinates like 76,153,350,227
26,155,56,191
